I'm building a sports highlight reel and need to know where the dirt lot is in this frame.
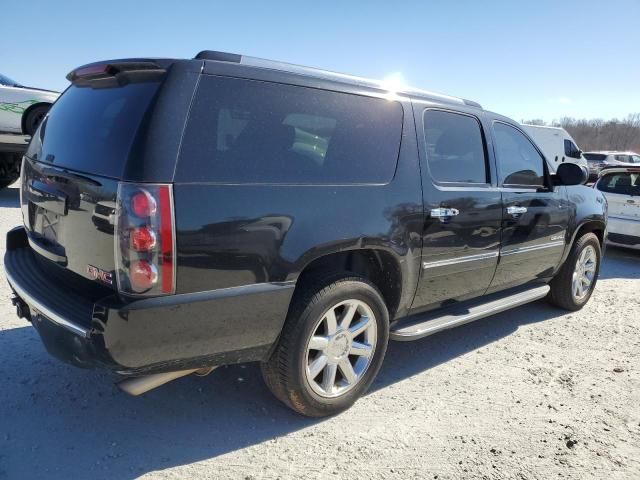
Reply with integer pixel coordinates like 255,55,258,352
0,183,638,479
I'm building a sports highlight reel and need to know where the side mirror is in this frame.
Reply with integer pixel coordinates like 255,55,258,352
554,162,588,186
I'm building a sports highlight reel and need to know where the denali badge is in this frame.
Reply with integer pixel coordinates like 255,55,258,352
87,265,113,285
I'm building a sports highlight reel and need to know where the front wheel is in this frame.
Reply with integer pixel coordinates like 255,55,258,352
548,232,601,311
261,275,389,417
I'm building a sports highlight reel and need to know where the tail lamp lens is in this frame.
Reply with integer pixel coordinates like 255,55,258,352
115,183,175,296
130,226,157,251
129,260,158,291
130,191,157,218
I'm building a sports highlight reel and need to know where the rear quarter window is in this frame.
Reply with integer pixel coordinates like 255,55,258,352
176,76,403,184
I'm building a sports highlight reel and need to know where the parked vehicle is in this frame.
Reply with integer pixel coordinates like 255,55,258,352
584,151,640,181
4,51,607,417
521,124,587,172
0,74,58,188
594,167,640,249
0,73,58,135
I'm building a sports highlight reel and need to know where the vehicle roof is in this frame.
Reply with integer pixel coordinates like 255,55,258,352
585,151,639,155
598,166,640,176
70,51,505,120
521,124,567,132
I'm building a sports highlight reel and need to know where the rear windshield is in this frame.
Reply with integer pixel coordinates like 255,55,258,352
597,172,640,195
29,82,161,178
176,76,403,184
584,154,607,162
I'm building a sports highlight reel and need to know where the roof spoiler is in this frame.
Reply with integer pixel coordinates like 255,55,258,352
67,60,170,87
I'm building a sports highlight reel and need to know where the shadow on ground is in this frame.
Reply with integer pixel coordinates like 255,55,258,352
0,243,637,478
599,246,640,279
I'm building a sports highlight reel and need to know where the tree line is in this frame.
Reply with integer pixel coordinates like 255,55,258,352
523,113,640,152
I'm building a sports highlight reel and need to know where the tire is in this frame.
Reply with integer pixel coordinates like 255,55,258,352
548,232,601,311
0,152,21,189
261,274,389,417
23,104,50,136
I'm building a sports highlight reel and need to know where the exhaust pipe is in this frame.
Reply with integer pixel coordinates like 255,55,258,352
118,367,216,396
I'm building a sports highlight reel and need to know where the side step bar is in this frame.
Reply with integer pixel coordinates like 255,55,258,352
390,284,550,341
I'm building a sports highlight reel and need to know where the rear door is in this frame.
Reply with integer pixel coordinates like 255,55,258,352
489,121,569,292
411,108,502,312
20,78,163,288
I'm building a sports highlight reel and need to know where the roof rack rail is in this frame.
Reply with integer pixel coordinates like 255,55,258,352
194,50,242,63
193,50,483,110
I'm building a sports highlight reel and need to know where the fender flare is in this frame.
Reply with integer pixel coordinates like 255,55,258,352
559,219,607,267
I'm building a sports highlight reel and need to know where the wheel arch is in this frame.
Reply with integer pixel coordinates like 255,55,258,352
293,248,405,320
560,220,606,267
21,102,52,134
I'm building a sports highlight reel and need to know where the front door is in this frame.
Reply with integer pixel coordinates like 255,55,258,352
489,122,569,292
411,108,502,313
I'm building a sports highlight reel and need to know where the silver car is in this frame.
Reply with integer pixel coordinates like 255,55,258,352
584,151,640,181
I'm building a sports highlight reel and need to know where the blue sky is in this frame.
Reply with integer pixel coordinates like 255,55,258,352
3,0,639,122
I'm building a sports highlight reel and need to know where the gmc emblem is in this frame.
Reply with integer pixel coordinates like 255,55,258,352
87,265,113,285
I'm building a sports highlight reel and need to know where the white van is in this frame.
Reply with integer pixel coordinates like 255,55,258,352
521,124,588,172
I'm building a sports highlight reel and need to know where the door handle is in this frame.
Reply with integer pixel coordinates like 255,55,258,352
430,207,459,223
506,206,527,217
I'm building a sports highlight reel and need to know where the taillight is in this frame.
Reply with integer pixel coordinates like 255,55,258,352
115,183,176,296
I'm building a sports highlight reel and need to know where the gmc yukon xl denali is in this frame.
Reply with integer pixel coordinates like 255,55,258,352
5,51,607,417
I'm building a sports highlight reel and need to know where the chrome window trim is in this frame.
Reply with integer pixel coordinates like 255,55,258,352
5,269,90,338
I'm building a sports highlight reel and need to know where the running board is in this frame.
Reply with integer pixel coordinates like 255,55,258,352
390,284,550,341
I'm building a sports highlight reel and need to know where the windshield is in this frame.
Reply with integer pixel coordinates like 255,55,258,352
584,153,607,162
597,172,640,195
0,73,18,86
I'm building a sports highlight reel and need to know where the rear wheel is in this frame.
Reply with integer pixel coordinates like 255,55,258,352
0,152,21,189
548,233,601,310
23,104,50,136
261,274,389,417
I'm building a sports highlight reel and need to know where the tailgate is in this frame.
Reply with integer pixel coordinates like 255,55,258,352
21,157,119,289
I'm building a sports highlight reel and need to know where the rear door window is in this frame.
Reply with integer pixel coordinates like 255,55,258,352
493,123,545,188
28,82,161,178
177,76,403,184
422,110,488,184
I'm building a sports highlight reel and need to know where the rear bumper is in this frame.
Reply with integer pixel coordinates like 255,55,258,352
5,227,294,375
606,216,640,249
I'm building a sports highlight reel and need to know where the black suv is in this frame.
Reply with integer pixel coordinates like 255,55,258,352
5,51,607,417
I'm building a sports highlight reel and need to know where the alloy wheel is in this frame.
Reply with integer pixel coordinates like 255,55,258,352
304,299,377,398
572,245,597,300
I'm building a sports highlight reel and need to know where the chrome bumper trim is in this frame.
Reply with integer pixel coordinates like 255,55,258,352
5,269,90,338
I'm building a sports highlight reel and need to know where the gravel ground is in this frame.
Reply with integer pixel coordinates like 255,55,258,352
0,183,638,479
